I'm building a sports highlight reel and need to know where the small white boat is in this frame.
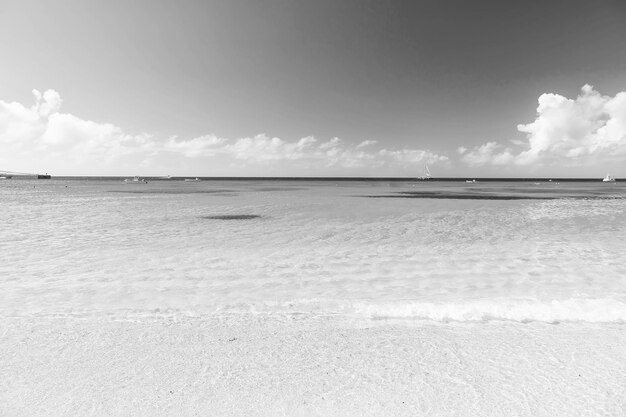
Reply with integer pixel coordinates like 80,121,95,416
417,164,432,180
602,173,616,183
0,175,11,180
124,176,148,184
465,179,476,184
184,177,201,182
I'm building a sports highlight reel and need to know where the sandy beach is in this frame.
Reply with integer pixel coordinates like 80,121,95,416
2,315,624,416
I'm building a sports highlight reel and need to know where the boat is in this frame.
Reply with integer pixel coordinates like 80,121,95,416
602,173,616,183
465,179,476,184
0,169,48,179
417,164,432,180
124,176,148,184
184,177,201,182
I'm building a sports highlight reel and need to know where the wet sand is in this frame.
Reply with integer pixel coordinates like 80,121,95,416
2,315,624,417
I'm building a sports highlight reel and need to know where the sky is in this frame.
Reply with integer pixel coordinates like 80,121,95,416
1,0,626,177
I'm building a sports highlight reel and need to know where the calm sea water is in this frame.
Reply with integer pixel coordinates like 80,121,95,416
2,179,626,322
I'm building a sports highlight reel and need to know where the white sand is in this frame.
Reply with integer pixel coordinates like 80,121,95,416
2,315,625,416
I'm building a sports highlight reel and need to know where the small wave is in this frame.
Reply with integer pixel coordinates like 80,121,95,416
201,297,626,324
351,298,626,323
4,298,625,324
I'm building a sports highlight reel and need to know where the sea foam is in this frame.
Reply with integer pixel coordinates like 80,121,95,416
350,298,626,323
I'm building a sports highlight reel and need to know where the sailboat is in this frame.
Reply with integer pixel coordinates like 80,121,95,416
418,164,432,180
602,173,616,183
124,176,148,184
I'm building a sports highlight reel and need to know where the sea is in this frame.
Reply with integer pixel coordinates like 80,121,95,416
2,177,626,416
2,177,625,323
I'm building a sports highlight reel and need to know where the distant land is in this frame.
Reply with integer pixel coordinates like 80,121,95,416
22,176,622,182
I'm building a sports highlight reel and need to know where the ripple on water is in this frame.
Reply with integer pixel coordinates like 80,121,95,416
200,215,262,220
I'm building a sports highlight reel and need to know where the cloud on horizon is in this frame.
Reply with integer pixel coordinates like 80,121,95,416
460,85,626,170
0,90,447,176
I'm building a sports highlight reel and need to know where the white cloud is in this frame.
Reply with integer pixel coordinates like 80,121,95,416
0,90,154,173
32,89,62,117
462,85,626,169
461,142,513,166
0,90,448,175
379,149,448,165
356,140,378,149
163,134,227,157
319,137,341,151
225,134,294,161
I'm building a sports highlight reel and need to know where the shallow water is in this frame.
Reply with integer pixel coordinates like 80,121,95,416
2,179,626,322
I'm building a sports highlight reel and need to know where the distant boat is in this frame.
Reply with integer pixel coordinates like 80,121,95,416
124,176,147,184
417,164,432,180
602,173,616,183
465,179,476,184
184,177,200,182
0,170,48,179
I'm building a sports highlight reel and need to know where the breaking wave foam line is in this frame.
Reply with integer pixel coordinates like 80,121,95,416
351,298,626,323
6,298,626,324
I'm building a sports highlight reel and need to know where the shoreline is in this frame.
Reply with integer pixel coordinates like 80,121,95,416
2,315,624,416
3,176,622,182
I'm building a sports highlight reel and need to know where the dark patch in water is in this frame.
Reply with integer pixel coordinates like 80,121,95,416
364,192,554,200
362,191,624,200
110,189,237,195
201,214,262,220
110,187,307,194
250,187,308,192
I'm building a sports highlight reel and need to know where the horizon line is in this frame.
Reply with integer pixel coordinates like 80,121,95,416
8,175,621,182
